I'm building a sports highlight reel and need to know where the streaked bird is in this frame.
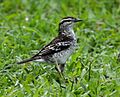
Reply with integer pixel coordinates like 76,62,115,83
17,16,82,73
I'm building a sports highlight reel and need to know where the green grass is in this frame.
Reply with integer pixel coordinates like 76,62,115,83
0,0,120,96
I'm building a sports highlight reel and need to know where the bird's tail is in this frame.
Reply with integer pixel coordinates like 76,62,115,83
17,58,34,64
17,56,44,64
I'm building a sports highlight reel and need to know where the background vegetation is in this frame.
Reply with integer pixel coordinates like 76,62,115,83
0,0,120,96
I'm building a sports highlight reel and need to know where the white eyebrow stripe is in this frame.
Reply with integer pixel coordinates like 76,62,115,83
60,18,72,22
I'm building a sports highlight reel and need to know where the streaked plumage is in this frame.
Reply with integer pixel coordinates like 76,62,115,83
17,16,82,72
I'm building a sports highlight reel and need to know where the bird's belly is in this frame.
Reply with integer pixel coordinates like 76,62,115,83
53,45,76,64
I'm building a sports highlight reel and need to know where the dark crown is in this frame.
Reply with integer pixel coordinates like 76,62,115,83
58,17,82,34
59,16,82,26
59,17,76,25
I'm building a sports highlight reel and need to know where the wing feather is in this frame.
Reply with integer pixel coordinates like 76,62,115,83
32,34,73,58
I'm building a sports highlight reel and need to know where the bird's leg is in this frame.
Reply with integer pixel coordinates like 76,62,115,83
59,64,66,81
54,58,61,74
55,64,66,81
53,57,65,79
55,64,65,73
59,64,65,73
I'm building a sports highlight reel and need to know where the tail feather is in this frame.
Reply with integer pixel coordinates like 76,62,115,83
17,56,44,64
17,58,34,64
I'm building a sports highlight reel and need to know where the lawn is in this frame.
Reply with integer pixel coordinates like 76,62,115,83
0,0,120,97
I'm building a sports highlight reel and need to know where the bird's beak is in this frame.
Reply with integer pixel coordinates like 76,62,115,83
74,18,83,22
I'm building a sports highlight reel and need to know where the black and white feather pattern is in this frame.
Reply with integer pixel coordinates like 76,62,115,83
32,34,74,57
17,34,74,64
17,16,80,65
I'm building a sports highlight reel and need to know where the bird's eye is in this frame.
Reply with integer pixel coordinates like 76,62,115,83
64,21,72,25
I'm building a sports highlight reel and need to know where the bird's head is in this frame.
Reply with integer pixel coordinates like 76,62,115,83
59,16,82,31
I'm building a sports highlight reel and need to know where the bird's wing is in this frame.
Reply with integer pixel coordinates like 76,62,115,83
40,41,71,55
32,35,73,58
17,34,74,64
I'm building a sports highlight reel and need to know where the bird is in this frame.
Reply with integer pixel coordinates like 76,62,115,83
17,16,82,73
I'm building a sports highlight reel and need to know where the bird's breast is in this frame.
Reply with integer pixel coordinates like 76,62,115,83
53,41,76,64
